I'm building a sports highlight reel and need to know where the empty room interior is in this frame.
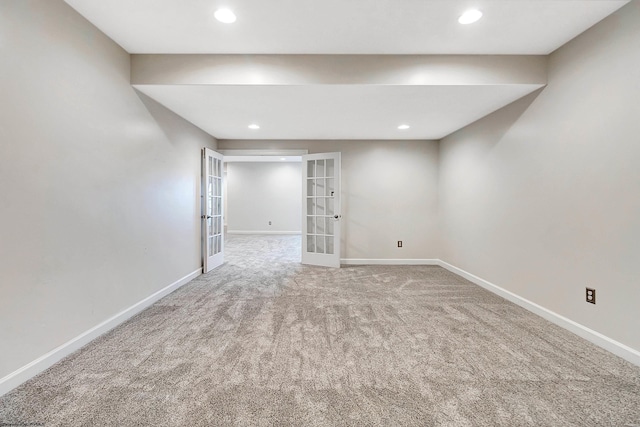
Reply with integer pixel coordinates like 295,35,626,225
1,0,639,425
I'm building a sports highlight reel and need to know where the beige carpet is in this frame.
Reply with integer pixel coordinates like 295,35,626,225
1,234,639,426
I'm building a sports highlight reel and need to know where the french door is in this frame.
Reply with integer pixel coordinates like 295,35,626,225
202,148,224,273
302,152,341,268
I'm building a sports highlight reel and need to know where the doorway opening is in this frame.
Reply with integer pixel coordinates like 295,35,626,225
222,151,305,264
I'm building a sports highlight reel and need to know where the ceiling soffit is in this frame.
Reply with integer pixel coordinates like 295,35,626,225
132,55,546,140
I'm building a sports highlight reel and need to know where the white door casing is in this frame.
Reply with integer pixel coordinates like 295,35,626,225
302,152,341,268
202,148,224,272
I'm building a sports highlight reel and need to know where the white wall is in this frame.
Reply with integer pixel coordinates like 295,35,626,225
226,162,302,233
439,2,640,353
218,140,440,261
0,0,216,380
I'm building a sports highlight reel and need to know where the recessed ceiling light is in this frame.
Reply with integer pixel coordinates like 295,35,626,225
458,9,482,25
398,124,410,130
214,8,236,24
280,157,286,161
248,124,260,130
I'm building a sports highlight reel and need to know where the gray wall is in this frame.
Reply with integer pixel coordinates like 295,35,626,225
219,140,441,261
226,162,302,233
439,2,640,351
0,1,217,378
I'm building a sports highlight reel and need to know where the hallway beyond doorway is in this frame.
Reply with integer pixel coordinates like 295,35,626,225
225,233,301,266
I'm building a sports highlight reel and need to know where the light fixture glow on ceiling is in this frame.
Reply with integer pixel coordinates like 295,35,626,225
248,123,260,129
280,157,286,161
398,124,410,130
214,8,236,23
458,9,483,25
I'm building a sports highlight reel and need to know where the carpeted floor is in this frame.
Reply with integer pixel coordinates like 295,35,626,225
1,234,639,426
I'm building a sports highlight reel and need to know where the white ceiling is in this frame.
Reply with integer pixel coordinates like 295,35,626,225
65,0,629,140
135,84,543,140
65,0,628,55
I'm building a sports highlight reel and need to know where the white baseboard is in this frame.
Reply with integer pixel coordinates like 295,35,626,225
438,260,640,367
0,268,201,397
227,230,301,235
341,259,440,265
3,260,638,398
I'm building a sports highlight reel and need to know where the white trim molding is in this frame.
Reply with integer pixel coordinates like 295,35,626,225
341,259,440,265
217,149,308,157
0,268,202,397
3,259,638,399
227,230,301,235
438,260,640,367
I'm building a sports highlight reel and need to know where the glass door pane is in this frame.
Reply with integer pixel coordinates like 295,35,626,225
203,148,224,272
302,153,341,268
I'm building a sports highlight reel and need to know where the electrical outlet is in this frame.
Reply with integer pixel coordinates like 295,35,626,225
586,287,596,304
268,221,272,225
397,241,403,248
